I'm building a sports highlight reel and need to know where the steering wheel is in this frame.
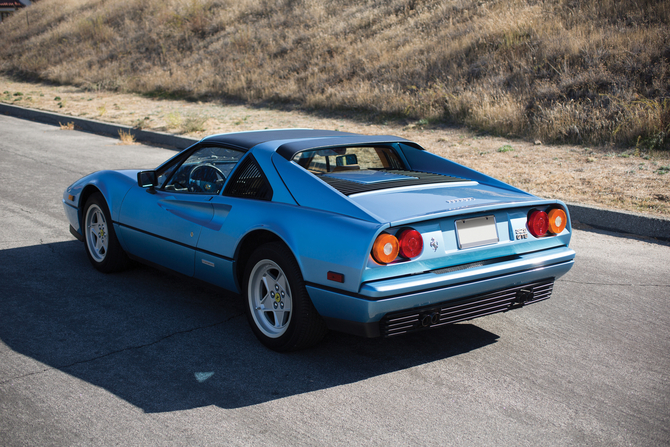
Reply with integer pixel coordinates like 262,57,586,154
188,164,226,193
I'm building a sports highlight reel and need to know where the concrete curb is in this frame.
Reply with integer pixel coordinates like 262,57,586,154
0,102,198,149
2,102,669,241
567,203,669,241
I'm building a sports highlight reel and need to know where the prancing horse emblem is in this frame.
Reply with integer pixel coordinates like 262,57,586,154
430,238,438,251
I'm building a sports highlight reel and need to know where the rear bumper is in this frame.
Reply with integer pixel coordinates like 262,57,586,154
307,246,574,337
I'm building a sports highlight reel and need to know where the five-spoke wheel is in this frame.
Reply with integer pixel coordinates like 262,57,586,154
85,202,108,263
247,259,293,338
244,243,327,351
83,192,129,273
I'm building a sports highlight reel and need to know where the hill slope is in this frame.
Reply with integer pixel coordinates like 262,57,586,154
1,0,668,149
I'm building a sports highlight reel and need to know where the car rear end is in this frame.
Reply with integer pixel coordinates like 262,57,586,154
274,138,575,338
306,192,574,337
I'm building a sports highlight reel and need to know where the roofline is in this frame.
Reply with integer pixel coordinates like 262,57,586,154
275,135,421,160
199,129,361,151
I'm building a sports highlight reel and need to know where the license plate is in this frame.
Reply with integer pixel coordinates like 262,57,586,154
455,215,499,249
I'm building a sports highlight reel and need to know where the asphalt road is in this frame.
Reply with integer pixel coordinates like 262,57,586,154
1,115,668,446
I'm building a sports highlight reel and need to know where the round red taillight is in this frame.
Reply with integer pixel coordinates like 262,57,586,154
398,229,423,258
371,233,399,264
528,210,549,237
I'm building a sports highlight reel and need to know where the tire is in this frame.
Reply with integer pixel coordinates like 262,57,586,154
243,242,327,351
83,192,129,273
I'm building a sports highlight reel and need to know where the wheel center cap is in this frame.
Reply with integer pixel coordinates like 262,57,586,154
274,292,281,302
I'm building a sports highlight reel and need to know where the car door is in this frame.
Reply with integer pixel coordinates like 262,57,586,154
118,145,244,276
193,153,274,292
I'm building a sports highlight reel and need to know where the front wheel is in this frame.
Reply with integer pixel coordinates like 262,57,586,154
243,243,327,351
83,192,129,273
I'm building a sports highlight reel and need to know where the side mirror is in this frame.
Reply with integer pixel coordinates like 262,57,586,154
137,171,157,193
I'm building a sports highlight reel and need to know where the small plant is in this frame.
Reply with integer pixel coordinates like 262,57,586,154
497,144,514,153
655,165,670,175
233,115,250,126
118,129,136,144
133,117,150,129
98,104,107,116
59,122,75,130
58,100,66,108
54,96,61,101
13,92,23,96
165,111,182,129
182,116,206,133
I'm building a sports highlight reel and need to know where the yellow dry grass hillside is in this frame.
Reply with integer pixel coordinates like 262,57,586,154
1,0,668,150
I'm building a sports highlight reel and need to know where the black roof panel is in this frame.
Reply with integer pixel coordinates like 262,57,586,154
201,129,359,151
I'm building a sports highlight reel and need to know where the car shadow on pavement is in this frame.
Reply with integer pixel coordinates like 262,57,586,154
0,241,499,413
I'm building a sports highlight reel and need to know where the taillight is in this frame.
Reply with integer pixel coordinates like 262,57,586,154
547,208,567,234
371,233,399,264
398,229,423,258
528,210,549,237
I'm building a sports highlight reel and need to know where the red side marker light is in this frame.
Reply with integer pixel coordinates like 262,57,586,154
528,210,549,237
327,271,345,283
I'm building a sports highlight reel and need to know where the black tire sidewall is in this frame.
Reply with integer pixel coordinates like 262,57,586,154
83,192,127,273
243,242,325,351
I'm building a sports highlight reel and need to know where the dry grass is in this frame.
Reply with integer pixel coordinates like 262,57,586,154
0,0,668,150
117,129,136,144
2,76,668,216
59,121,75,130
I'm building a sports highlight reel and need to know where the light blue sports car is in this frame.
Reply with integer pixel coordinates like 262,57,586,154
63,129,575,351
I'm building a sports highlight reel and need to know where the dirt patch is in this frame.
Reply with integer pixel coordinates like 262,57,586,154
3,76,669,216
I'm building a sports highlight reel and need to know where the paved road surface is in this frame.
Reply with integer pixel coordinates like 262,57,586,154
1,115,668,446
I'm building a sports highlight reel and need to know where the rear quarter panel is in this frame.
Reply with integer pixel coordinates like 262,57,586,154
199,196,384,294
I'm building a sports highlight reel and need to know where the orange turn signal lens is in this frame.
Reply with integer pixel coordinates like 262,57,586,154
372,233,399,264
547,208,567,234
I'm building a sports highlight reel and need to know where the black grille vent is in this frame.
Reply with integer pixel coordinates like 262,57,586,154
319,170,464,196
380,280,554,337
224,156,273,200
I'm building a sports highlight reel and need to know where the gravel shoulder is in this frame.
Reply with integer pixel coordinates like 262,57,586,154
3,76,669,216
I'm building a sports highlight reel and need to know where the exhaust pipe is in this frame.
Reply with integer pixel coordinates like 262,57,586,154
420,311,441,327
511,288,535,308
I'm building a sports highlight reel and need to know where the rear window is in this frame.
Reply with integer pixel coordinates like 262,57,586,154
291,146,405,174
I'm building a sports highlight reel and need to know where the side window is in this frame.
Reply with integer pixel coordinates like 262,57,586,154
163,146,244,194
224,155,273,201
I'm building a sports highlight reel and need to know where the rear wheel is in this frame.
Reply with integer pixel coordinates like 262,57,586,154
83,192,129,273
244,243,327,351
